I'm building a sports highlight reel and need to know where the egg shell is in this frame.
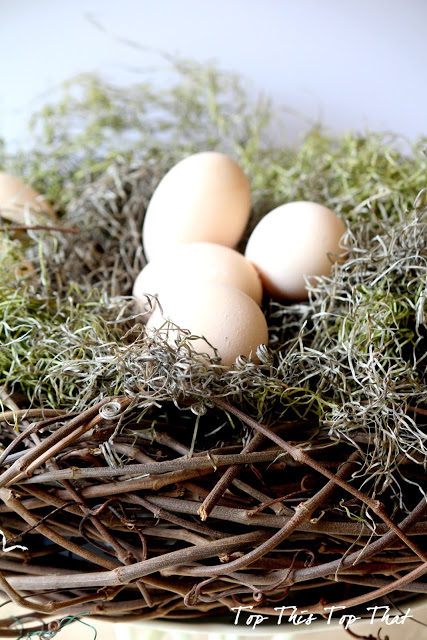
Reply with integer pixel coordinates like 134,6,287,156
0,172,56,226
244,201,347,300
133,242,263,314
132,261,160,314
145,282,268,366
142,152,251,261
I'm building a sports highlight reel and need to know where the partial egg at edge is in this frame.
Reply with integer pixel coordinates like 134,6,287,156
0,172,57,226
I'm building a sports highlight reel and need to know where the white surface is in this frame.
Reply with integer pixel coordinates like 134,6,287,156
114,600,427,640
1,0,427,149
2,599,426,640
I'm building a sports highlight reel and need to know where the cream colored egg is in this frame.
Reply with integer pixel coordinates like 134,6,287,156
133,242,263,315
142,152,251,261
132,261,160,314
244,201,347,300
0,172,56,226
145,282,268,366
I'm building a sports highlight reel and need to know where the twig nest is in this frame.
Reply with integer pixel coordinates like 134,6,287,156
133,241,263,315
245,201,348,300
145,281,269,366
142,152,251,261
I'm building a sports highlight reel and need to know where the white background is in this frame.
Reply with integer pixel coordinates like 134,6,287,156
1,0,427,149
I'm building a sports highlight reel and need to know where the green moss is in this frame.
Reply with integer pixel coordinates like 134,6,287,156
0,59,425,499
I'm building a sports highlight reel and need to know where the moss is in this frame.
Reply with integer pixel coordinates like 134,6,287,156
0,59,425,500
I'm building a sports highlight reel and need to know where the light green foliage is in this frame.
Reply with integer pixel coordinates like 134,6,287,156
0,60,426,504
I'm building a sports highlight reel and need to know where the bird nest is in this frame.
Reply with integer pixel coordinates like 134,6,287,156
0,64,426,636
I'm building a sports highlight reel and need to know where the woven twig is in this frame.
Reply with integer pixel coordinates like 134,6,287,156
0,396,426,633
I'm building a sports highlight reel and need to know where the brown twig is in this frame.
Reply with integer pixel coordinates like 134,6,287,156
0,225,80,234
213,398,427,565
0,397,117,487
2,396,426,622
197,431,266,520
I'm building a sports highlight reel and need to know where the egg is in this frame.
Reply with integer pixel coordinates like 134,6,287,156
145,282,268,366
142,152,251,261
244,201,347,300
0,172,56,226
133,242,263,314
132,261,161,314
